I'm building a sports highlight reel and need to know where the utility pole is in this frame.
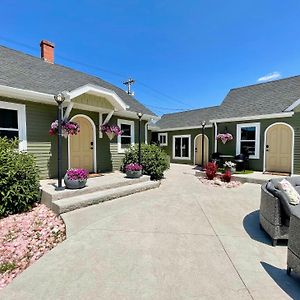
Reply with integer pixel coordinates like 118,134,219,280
123,78,135,95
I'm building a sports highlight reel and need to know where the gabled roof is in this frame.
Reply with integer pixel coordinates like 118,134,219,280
154,106,220,130
0,45,155,116
154,75,300,130
218,75,300,119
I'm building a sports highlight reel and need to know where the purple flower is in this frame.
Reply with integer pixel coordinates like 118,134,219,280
125,163,143,172
49,120,80,136
100,123,123,136
66,169,88,181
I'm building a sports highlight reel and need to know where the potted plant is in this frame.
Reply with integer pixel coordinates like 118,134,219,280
125,163,143,178
64,168,88,189
224,161,236,173
49,120,80,138
100,123,123,140
216,133,233,144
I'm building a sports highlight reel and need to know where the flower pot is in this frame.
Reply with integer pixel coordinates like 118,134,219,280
106,132,115,140
126,170,142,178
64,174,87,189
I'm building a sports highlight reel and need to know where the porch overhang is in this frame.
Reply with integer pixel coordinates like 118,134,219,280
64,84,129,112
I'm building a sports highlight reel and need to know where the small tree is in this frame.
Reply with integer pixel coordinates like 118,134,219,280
0,137,40,218
121,144,169,180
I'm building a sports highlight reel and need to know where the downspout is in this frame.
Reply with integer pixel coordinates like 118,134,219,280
214,122,218,153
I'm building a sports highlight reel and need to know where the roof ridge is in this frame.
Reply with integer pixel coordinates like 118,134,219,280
230,74,300,91
161,105,220,117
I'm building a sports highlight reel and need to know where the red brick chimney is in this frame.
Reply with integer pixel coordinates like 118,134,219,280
40,40,55,63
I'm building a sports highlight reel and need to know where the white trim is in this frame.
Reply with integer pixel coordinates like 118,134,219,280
210,112,294,123
263,122,294,175
0,85,55,105
172,134,191,160
145,122,149,144
103,110,114,124
214,122,218,152
0,100,27,151
68,114,97,173
285,98,300,112
236,122,260,159
117,119,135,153
63,102,74,120
158,132,168,146
67,84,128,111
152,124,212,132
193,134,209,165
99,113,103,138
114,110,159,121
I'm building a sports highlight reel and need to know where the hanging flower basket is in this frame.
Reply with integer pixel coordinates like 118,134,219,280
49,120,80,138
216,133,233,144
100,123,123,140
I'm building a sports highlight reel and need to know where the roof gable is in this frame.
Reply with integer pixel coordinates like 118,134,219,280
0,45,155,116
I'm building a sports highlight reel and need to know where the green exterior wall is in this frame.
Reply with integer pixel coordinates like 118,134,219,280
153,114,300,174
217,115,300,173
0,96,148,179
155,127,214,164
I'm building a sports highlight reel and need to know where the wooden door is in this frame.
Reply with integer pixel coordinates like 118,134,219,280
195,135,209,165
266,124,292,173
70,116,94,172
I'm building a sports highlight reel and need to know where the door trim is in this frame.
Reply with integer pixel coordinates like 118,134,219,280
193,134,209,165
68,114,97,173
263,122,294,174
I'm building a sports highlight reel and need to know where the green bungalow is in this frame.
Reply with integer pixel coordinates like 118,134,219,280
151,76,300,175
0,40,157,178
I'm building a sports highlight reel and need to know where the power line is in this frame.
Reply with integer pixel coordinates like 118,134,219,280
0,35,194,111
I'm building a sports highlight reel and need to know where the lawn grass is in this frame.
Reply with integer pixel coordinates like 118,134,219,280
218,168,253,175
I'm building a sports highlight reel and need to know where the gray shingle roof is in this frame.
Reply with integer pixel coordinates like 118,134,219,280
155,106,221,129
0,45,155,116
219,75,300,119
155,76,300,130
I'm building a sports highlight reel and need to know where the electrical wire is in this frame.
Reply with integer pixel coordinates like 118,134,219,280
0,35,194,112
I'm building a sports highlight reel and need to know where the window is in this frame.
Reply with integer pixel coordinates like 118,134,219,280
0,101,27,151
117,119,134,153
158,133,168,146
173,135,191,160
236,123,260,159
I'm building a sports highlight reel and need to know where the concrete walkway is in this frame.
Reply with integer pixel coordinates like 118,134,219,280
1,164,300,299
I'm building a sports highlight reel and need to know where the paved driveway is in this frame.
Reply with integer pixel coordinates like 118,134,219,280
1,164,300,299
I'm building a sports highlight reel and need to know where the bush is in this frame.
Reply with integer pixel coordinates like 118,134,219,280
205,162,218,180
0,137,40,218
121,144,169,180
222,169,232,182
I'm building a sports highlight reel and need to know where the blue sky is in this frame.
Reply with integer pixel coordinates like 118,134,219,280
2,0,300,115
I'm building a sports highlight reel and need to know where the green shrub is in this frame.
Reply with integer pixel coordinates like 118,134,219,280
0,137,40,218
121,144,169,180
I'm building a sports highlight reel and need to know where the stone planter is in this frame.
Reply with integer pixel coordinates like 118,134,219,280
64,174,87,189
126,170,142,178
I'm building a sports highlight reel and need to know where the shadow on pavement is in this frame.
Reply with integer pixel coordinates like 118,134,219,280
261,262,300,298
243,210,287,246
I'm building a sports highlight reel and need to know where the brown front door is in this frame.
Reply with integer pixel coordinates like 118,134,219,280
265,124,292,173
70,116,94,172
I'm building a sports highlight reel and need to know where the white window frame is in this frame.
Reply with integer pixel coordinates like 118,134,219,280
0,100,27,151
236,122,260,159
172,135,191,160
117,119,135,153
158,132,168,146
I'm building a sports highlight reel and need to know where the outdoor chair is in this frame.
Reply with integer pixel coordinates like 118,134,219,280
287,213,300,276
211,152,223,167
260,177,300,246
234,153,249,172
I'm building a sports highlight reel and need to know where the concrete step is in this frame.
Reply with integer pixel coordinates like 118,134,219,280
41,174,150,204
52,180,160,214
